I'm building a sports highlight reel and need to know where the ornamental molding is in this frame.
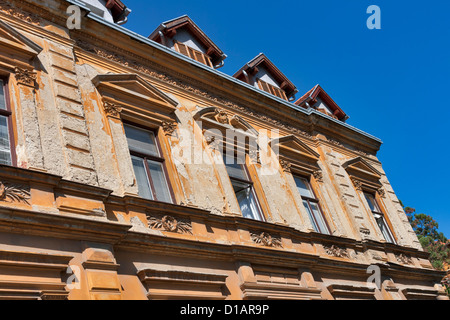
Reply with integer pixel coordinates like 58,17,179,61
0,0,42,26
75,39,316,138
250,232,283,248
351,178,363,191
378,188,386,198
102,101,122,118
396,253,413,265
323,245,349,258
313,170,324,183
279,159,292,173
162,121,177,136
0,180,31,204
14,67,36,87
147,214,193,235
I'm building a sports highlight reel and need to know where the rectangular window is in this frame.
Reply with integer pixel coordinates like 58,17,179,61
363,192,395,243
223,153,264,221
293,175,330,235
0,79,13,166
174,41,213,67
257,78,288,100
125,124,173,203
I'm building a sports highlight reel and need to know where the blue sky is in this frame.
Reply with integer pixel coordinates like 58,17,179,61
121,0,450,237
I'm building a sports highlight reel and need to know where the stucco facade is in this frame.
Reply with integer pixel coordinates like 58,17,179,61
0,0,447,300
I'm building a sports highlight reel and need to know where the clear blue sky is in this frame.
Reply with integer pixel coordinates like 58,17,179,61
121,0,450,237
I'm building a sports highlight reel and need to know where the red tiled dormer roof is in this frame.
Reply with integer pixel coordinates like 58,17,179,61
295,85,348,121
233,53,297,99
105,0,129,23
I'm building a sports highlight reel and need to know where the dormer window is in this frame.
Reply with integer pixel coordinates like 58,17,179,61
295,85,348,122
233,54,297,101
149,16,226,69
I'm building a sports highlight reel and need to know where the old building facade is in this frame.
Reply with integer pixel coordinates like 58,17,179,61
0,0,447,300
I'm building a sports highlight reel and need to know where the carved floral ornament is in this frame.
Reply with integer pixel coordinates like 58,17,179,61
313,170,324,183
250,232,283,248
103,101,122,118
14,67,37,87
396,253,413,265
0,181,31,205
279,159,292,173
162,121,177,136
323,245,349,258
147,214,193,235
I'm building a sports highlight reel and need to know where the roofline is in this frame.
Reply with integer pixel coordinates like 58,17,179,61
68,1,382,145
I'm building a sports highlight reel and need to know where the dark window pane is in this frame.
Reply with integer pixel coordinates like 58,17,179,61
147,159,172,203
0,80,5,110
124,124,159,157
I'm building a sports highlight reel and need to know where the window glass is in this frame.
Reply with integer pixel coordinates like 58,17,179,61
294,176,314,199
124,124,159,157
0,116,11,166
223,153,248,180
0,80,5,110
309,202,330,235
147,159,172,203
131,156,153,200
233,180,261,221
364,192,381,213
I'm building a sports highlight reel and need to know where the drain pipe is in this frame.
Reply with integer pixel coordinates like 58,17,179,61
116,7,132,25
214,54,227,69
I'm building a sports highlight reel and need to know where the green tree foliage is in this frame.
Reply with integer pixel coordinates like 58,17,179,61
405,207,449,270
404,206,450,295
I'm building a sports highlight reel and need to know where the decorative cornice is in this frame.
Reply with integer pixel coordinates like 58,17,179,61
14,67,36,87
0,0,41,26
147,214,193,235
250,231,283,248
0,180,30,205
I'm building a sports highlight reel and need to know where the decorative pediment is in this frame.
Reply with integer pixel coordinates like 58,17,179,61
343,157,382,190
0,20,42,66
270,135,320,174
92,73,178,123
193,106,259,136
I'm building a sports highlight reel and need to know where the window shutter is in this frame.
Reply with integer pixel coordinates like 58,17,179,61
175,42,189,57
174,41,214,67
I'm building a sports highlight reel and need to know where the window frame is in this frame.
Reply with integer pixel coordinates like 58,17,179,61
363,191,396,244
124,121,175,204
0,76,16,167
223,151,265,222
293,174,330,235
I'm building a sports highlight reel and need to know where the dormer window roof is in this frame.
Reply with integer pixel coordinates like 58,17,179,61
233,53,298,101
295,85,348,122
149,15,226,68
78,0,131,24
